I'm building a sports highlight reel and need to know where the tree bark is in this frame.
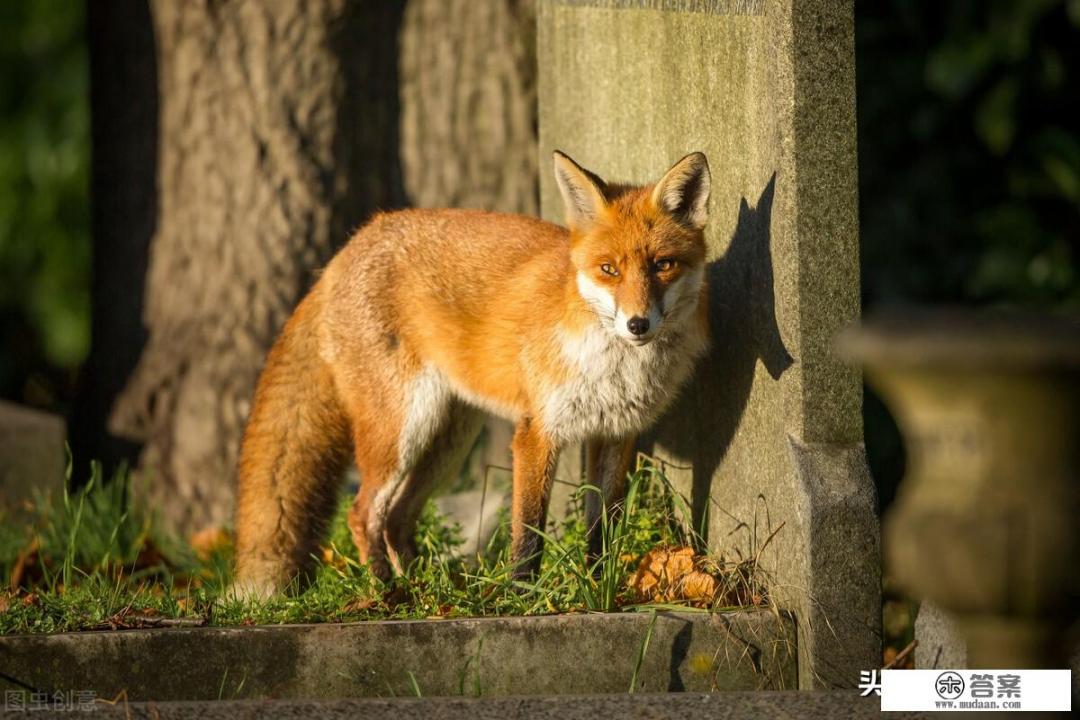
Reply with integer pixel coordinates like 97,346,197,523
110,0,405,535
399,0,538,215
108,0,537,536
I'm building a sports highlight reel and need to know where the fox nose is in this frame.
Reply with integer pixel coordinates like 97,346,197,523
626,316,650,336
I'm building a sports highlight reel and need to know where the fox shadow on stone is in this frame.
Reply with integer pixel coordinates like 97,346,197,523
644,173,792,543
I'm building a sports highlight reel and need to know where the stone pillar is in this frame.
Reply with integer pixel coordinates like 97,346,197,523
0,401,66,509
841,312,1080,673
916,602,1080,676
915,602,968,669
538,0,879,688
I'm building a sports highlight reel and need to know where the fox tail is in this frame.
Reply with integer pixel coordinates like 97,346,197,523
232,290,351,599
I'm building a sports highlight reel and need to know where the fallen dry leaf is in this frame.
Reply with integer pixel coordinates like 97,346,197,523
679,570,717,602
133,538,165,570
319,546,352,572
632,545,703,603
630,545,755,608
342,596,377,613
9,537,40,590
883,646,898,667
189,527,232,561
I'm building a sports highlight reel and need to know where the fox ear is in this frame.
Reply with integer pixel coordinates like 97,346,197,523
652,152,711,230
553,151,607,230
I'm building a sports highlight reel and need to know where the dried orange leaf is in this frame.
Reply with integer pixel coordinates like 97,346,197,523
9,537,40,590
189,527,231,561
679,570,717,602
343,596,377,613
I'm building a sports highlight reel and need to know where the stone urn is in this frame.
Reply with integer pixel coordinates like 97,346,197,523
838,310,1080,669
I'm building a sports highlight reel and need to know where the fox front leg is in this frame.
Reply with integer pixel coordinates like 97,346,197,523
584,436,637,562
510,418,560,578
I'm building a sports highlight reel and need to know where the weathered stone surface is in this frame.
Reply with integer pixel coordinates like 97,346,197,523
434,489,509,555
12,691,928,719
537,0,878,688
914,602,967,670
0,612,794,702
915,600,1080,676
841,312,1080,670
0,400,66,509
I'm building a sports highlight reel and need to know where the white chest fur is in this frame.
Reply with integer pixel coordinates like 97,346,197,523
539,318,707,444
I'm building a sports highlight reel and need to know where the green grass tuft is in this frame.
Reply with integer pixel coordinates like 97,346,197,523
0,455,766,635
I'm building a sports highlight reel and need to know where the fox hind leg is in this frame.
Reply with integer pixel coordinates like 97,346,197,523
348,459,395,580
348,367,455,578
383,401,484,573
345,383,408,580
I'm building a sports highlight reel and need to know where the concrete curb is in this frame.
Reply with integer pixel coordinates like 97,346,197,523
0,691,924,719
0,611,795,701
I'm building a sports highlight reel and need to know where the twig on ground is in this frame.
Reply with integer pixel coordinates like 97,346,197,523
883,639,918,669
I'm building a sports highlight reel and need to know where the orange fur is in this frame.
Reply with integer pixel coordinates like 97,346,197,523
233,152,712,596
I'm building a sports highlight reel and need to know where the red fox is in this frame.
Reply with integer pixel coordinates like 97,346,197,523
233,151,711,597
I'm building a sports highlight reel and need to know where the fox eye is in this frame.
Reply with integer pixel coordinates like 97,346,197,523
600,263,619,277
654,258,676,272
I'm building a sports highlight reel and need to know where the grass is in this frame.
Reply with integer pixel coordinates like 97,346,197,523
627,610,658,693
0,455,770,635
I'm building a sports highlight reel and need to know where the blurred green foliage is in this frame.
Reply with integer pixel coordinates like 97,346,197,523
857,0,1080,310
0,0,89,407
857,0,1080,509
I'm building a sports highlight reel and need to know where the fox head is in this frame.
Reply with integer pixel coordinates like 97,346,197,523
554,150,711,346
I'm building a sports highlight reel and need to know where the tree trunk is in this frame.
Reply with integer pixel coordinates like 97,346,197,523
108,0,538,536
109,1,405,535
399,0,537,215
